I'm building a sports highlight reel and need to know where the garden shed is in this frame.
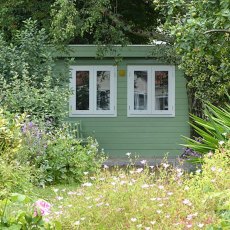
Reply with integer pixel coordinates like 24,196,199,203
57,45,190,160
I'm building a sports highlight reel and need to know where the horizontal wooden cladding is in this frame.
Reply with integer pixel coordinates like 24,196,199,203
101,143,181,150
92,132,185,139
81,121,187,127
83,126,189,133
97,138,181,145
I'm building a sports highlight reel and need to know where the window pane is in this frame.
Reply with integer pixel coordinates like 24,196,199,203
76,71,89,110
134,71,148,110
155,71,168,110
97,71,110,110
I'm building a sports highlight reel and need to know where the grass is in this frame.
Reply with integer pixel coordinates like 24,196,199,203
29,146,230,230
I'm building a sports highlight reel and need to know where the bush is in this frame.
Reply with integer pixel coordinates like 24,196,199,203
0,158,33,199
182,100,230,163
17,121,105,186
0,109,32,199
0,108,23,160
0,19,69,127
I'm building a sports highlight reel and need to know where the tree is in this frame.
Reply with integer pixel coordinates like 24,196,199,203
0,0,164,45
155,0,230,116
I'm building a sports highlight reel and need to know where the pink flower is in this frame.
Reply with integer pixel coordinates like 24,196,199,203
34,200,51,216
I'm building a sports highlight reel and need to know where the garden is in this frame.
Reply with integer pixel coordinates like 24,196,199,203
0,0,230,229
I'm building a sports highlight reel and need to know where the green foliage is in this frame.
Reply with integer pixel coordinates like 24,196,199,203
155,0,230,111
0,0,53,41
188,141,230,229
51,0,79,44
0,109,33,199
36,136,104,186
182,101,230,163
0,19,70,127
0,193,61,229
0,109,23,158
0,0,163,45
0,159,33,199
17,121,105,186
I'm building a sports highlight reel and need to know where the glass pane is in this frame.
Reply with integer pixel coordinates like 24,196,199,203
155,71,168,110
76,71,89,110
134,71,148,110
97,71,110,110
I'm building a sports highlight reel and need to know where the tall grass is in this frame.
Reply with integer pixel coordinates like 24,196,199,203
33,143,230,230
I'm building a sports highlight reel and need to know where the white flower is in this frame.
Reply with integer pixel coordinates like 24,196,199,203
120,180,127,185
53,188,59,193
186,214,193,220
158,185,164,190
136,168,143,173
211,166,216,171
136,224,142,228
219,141,225,146
83,172,89,175
74,221,80,225
150,221,156,225
141,184,150,189
126,152,131,157
131,218,137,222
82,182,92,187
162,163,170,168
140,160,147,165
103,164,109,169
184,186,189,191
182,199,192,206
197,223,204,228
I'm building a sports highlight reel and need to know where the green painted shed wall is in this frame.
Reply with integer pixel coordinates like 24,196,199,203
57,46,190,159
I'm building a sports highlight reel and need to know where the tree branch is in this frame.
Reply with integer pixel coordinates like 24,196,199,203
204,29,230,34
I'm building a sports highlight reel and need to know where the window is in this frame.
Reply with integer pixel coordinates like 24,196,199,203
127,65,175,117
69,66,117,117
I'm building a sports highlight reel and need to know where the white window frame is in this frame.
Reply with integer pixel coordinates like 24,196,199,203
127,65,175,117
69,65,117,117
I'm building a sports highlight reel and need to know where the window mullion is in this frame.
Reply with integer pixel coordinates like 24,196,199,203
89,68,95,114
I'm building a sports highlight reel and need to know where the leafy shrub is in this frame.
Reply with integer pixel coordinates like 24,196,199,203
182,101,230,163
34,135,105,186
18,121,105,186
0,19,69,127
188,140,230,229
0,158,33,199
0,108,23,159
0,109,33,198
